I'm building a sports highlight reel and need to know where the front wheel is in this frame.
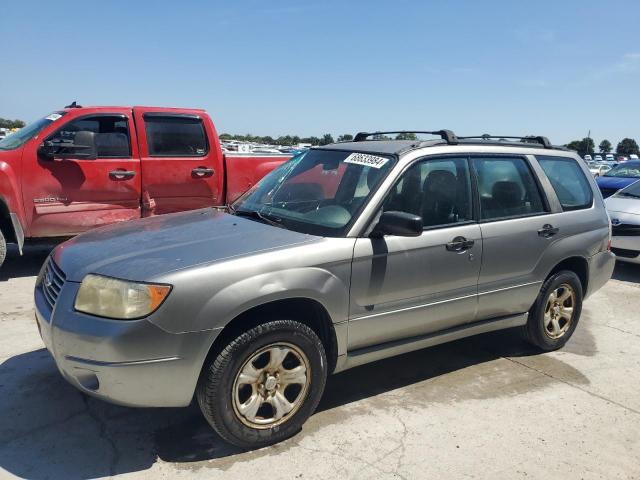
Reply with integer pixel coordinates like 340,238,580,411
197,319,327,449
523,270,583,351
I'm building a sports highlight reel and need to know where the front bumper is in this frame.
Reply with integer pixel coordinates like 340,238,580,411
611,235,640,265
35,275,219,408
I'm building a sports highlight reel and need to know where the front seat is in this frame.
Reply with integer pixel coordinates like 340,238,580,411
421,170,457,226
491,181,523,217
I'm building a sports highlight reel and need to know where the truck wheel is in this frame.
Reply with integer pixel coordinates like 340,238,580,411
197,319,327,449
0,229,6,269
523,270,583,351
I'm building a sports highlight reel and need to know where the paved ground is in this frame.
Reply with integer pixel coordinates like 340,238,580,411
1,244,639,480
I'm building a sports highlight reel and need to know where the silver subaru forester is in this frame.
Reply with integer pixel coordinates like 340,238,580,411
34,131,615,448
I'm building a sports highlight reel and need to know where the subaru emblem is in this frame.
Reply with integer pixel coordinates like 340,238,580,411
611,218,622,227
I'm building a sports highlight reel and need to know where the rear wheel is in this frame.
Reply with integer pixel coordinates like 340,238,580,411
0,229,6,269
523,270,583,351
197,319,327,449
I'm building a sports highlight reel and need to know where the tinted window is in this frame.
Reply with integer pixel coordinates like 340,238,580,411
144,116,208,157
384,157,473,228
47,115,130,158
537,156,593,211
474,157,546,220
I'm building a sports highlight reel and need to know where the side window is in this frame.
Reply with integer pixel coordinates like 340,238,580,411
47,115,131,158
474,157,546,221
144,115,208,157
383,157,473,228
537,156,594,211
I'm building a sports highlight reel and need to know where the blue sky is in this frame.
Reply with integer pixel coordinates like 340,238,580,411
1,0,639,145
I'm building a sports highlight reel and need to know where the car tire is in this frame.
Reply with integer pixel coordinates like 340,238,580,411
0,229,6,270
523,270,583,351
197,319,327,449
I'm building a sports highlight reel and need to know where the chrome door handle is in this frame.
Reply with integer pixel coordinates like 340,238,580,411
192,167,214,177
538,224,559,238
446,236,474,252
109,170,136,180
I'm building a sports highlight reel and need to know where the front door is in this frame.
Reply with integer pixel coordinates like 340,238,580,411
133,108,224,215
349,156,482,350
22,110,142,237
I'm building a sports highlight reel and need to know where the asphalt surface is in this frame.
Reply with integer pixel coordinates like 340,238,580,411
1,244,639,480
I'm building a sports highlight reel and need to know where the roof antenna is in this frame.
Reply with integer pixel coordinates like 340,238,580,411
65,101,81,108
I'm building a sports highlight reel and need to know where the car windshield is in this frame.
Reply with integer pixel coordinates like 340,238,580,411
604,163,640,178
231,149,396,236
0,112,66,150
615,180,640,198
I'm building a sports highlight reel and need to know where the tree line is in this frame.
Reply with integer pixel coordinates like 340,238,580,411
218,132,419,146
0,118,26,129
565,137,639,158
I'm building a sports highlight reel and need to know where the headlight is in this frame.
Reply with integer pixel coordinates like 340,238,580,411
75,274,171,319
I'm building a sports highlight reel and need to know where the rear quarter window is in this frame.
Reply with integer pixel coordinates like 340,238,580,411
537,156,593,211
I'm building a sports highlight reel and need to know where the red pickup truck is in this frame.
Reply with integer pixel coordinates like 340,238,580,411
0,104,291,268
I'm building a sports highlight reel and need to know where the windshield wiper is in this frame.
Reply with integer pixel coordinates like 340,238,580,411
233,209,284,228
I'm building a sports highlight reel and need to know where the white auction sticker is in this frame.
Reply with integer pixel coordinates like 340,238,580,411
343,152,389,169
45,113,62,122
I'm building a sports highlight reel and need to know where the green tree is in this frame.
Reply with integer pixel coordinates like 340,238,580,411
616,138,640,156
337,134,353,142
319,134,335,145
598,139,612,154
395,132,418,140
0,118,25,129
565,137,594,157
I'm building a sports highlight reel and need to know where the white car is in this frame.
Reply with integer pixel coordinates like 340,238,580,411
605,180,640,264
584,154,593,162
594,155,603,161
630,154,639,160
589,163,612,177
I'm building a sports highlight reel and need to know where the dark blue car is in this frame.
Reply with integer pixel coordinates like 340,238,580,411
596,161,640,198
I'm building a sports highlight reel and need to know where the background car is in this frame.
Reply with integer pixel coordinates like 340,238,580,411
605,179,640,264
594,155,603,161
596,160,640,197
584,154,593,162
589,163,612,177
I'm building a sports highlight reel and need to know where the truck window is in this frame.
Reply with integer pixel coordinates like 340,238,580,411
47,115,131,158
144,115,209,157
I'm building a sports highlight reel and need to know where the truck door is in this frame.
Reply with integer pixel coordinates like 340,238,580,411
133,108,224,215
21,110,142,237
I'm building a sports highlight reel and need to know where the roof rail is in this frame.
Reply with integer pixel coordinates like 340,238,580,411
457,134,553,149
353,130,458,145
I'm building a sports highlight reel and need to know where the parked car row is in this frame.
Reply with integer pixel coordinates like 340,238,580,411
34,131,615,449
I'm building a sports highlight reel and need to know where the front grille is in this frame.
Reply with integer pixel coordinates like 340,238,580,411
41,258,66,309
611,247,640,259
600,188,619,198
612,223,640,236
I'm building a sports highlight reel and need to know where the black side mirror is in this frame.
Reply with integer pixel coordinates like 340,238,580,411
371,211,423,237
38,131,97,160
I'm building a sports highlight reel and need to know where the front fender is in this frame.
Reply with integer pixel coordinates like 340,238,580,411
151,267,350,335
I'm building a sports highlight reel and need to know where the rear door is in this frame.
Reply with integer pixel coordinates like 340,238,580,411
21,110,142,237
133,108,224,215
473,155,555,319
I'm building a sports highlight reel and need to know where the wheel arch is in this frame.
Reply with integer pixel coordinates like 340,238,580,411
0,198,18,244
200,297,340,378
545,256,589,294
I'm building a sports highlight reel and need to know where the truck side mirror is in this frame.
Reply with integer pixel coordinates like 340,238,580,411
38,131,97,160
370,211,423,237
37,142,56,160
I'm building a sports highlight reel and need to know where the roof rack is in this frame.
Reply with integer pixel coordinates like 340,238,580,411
353,130,458,145
457,134,553,149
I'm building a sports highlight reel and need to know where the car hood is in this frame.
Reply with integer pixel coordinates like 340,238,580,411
53,209,319,282
605,196,640,217
596,176,638,190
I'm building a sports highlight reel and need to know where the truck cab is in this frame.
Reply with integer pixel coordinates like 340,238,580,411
0,104,290,268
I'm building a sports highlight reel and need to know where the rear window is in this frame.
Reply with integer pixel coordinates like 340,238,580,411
144,115,209,157
537,156,593,211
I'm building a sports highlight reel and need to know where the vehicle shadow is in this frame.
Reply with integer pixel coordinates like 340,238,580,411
0,244,55,281
612,261,640,284
0,328,590,479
